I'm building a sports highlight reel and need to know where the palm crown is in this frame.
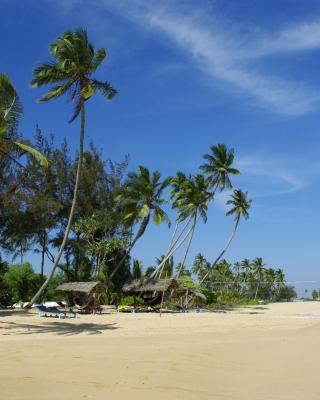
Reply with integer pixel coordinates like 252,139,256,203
226,189,251,221
31,28,117,122
117,166,171,227
172,174,213,223
200,144,240,191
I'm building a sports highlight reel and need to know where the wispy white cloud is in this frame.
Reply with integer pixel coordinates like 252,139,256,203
256,20,320,57
51,0,320,116
236,154,306,197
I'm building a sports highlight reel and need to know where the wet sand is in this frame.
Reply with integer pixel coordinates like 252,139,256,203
0,301,319,399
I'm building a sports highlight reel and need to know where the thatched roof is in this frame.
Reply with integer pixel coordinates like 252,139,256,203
122,278,179,294
56,281,106,294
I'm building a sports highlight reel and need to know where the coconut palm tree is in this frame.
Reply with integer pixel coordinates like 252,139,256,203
200,144,240,191
27,28,117,306
240,258,251,296
173,174,213,278
132,259,143,280
274,268,285,296
166,172,190,253
108,166,171,280
0,73,48,168
252,257,265,300
210,189,251,267
153,174,213,279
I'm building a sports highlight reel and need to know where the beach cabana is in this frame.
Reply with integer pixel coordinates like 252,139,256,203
122,278,179,307
56,281,106,313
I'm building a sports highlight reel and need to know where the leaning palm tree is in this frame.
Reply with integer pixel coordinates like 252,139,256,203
199,189,251,285
200,144,240,191
173,174,213,278
0,73,48,168
108,166,171,280
27,28,117,306
212,190,251,265
166,172,189,252
152,174,213,279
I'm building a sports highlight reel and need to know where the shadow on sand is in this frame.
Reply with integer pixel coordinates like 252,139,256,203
0,319,118,336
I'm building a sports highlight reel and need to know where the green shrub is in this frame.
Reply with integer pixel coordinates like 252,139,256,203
120,295,144,306
3,263,41,303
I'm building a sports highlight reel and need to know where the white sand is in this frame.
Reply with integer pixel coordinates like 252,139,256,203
0,301,319,399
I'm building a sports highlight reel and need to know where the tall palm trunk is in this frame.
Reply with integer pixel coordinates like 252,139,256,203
175,213,197,279
254,282,260,300
107,213,150,281
199,215,240,285
40,230,46,281
26,101,85,307
167,221,180,254
166,215,192,255
150,215,200,279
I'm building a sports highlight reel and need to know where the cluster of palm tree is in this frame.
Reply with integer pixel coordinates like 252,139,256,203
193,256,287,302
1,27,255,306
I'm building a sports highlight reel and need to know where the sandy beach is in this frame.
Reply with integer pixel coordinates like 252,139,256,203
0,301,319,400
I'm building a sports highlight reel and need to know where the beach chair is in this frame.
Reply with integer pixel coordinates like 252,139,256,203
35,305,66,319
47,306,76,318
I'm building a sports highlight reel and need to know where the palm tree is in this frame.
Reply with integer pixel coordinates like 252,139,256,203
155,255,174,279
274,268,285,296
173,174,213,278
252,257,265,300
153,174,213,279
28,28,117,306
209,189,251,269
108,166,171,280
200,144,240,191
0,73,48,168
239,258,251,296
166,172,190,253
132,259,143,280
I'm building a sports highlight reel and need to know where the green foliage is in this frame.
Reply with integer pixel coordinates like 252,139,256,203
31,28,117,121
277,286,297,301
0,256,11,305
42,272,67,301
216,291,241,304
120,295,144,307
3,263,41,303
179,273,197,289
132,259,143,279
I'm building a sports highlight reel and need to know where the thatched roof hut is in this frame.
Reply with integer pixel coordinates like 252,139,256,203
56,281,106,294
122,278,179,295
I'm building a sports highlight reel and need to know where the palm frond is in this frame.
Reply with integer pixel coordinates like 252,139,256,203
91,79,117,100
14,142,49,168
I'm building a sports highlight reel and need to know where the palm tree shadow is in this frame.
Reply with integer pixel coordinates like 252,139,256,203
0,320,118,336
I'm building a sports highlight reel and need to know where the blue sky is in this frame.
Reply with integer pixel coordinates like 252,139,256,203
1,0,320,293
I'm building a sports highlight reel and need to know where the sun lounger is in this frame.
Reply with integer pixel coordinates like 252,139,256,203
35,305,66,319
47,306,76,318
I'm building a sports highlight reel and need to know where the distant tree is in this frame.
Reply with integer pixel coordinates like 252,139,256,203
278,286,297,301
312,289,319,301
132,259,143,279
